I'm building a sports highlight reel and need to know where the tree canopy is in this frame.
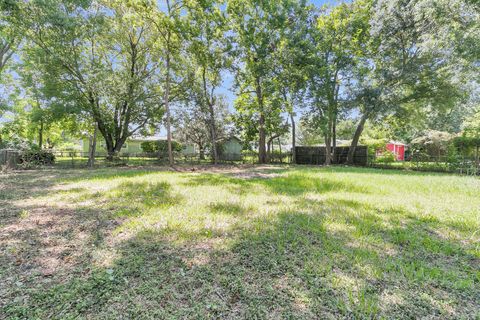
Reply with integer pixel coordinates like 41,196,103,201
0,0,478,164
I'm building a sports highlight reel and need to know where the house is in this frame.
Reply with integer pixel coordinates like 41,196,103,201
218,136,243,161
80,136,195,155
385,141,406,161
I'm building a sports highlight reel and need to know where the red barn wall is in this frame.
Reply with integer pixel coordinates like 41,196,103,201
386,143,405,161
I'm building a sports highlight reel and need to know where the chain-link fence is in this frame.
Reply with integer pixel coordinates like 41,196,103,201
368,154,480,175
1,149,293,170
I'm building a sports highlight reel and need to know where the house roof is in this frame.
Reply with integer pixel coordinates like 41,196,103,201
388,140,406,146
129,136,169,142
217,135,242,143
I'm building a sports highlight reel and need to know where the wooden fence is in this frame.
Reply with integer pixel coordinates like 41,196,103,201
295,146,368,166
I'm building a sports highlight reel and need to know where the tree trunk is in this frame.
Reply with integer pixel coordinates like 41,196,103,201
208,104,218,164
38,119,44,149
87,123,98,168
256,78,267,164
278,137,283,164
347,112,368,165
258,117,267,164
199,144,205,160
290,112,296,164
106,146,116,161
332,115,336,164
325,134,332,165
324,111,333,165
202,67,218,165
165,52,173,166
266,136,272,163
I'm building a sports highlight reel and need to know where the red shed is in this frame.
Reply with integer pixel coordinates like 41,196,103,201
386,141,405,161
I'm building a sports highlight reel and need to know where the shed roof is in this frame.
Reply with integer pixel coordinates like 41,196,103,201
388,140,406,146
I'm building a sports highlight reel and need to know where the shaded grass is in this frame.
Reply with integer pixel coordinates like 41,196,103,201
1,166,479,319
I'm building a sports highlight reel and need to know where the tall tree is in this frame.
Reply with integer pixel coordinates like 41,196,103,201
186,0,230,164
21,0,165,159
346,0,473,164
174,96,230,160
139,0,188,166
228,0,296,163
0,0,17,76
271,0,312,163
305,1,370,165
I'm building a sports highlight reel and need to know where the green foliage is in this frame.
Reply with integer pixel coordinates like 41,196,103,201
18,0,166,155
453,135,480,161
375,150,395,163
19,149,55,166
1,0,478,166
410,131,454,157
462,107,480,138
140,140,182,153
360,138,391,163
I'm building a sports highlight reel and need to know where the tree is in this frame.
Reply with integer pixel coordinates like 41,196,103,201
0,0,18,76
270,1,313,163
228,0,296,163
304,1,370,165
0,0,21,125
174,95,230,159
138,0,189,166
174,108,210,159
346,0,472,164
410,130,454,158
21,0,165,160
186,0,230,164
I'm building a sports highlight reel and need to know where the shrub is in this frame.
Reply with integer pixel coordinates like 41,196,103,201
19,150,55,166
375,150,396,163
140,140,183,153
55,142,82,152
361,138,388,159
410,130,453,157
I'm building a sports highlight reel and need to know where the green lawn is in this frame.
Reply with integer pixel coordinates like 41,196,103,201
1,166,479,319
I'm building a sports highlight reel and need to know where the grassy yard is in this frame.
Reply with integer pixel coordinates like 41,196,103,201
1,165,479,319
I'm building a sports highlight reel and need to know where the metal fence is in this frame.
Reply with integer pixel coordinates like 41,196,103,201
4,148,478,175
1,150,293,169
369,154,480,175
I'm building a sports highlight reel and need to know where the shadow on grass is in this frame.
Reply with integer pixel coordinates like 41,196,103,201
108,181,182,213
301,165,461,177
184,172,370,196
0,177,183,318
59,167,165,183
4,196,478,319
208,201,253,216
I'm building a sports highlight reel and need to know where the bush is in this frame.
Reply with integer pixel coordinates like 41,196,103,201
19,150,55,166
55,141,82,152
140,140,183,153
361,138,388,159
375,150,396,163
410,130,453,157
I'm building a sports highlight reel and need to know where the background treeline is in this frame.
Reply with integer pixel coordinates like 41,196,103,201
0,0,478,165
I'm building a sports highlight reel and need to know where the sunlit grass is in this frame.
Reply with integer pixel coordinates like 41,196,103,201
1,166,479,318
